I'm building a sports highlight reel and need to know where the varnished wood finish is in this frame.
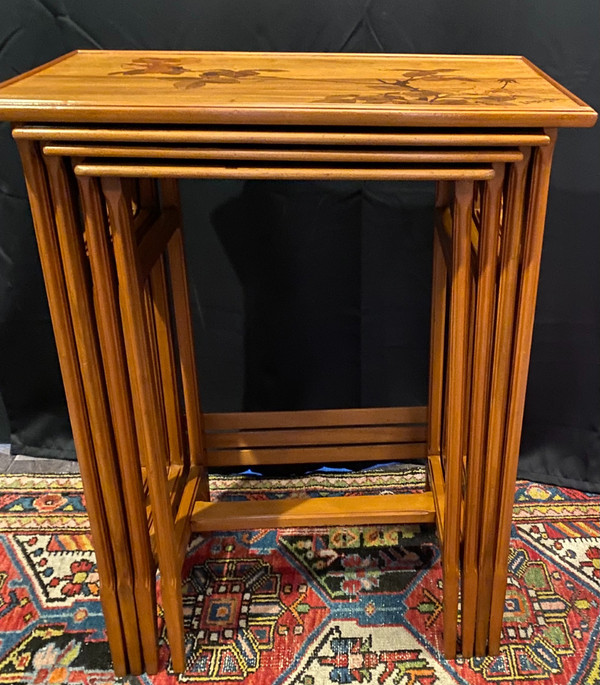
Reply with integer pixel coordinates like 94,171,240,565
43,155,143,674
434,209,454,274
205,443,427,467
204,406,427,430
137,209,178,284
190,492,436,531
77,174,159,674
461,165,505,657
101,177,187,673
462,274,475,461
42,143,525,163
161,178,209,490
204,425,427,449
474,151,532,653
488,133,557,653
174,467,204,564
428,454,446,542
74,162,497,181
148,256,185,467
14,125,554,147
427,224,448,457
3,51,595,673
15,139,129,677
136,178,158,214
0,51,77,90
0,51,595,127
443,180,473,659
204,406,428,467
143,278,171,474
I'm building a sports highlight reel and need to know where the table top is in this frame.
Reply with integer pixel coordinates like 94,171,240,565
0,50,596,128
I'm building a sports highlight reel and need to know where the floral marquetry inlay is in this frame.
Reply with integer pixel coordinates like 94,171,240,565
110,58,559,107
0,50,595,128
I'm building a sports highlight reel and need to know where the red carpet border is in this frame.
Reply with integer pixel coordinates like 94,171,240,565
0,467,597,684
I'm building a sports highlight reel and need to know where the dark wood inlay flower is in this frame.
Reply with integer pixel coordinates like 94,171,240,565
173,68,285,90
110,57,192,76
315,69,559,107
109,61,561,108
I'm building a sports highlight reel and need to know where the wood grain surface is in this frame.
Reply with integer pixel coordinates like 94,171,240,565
5,50,595,669
190,492,436,531
73,161,497,181
13,126,554,147
0,51,596,127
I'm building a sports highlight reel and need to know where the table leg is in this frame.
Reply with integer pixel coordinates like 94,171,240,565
427,185,448,458
102,176,187,673
443,180,473,658
487,132,557,653
15,140,129,676
77,174,160,674
43,155,144,673
474,149,532,654
160,179,209,498
148,253,185,469
461,165,505,657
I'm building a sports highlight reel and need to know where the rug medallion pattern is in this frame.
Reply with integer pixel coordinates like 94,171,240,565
0,470,597,684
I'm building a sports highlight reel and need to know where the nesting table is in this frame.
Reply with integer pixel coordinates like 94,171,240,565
0,50,595,676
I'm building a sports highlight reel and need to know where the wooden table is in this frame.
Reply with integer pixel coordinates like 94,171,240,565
0,50,595,676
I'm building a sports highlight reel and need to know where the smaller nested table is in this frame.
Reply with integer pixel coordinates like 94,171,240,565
0,51,595,676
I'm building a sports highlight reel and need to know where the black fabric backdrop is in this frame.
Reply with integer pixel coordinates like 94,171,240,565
0,1,598,491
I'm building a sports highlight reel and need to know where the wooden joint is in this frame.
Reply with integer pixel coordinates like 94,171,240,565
174,466,204,564
136,208,179,285
434,208,453,273
428,454,446,543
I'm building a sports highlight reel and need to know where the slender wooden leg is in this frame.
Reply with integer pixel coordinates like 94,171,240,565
77,175,160,674
461,165,505,657
148,255,185,468
462,275,475,460
15,140,128,676
161,179,210,500
428,190,449,552
143,272,172,464
443,180,473,659
43,155,143,674
433,182,453,490
102,176,187,673
428,185,449,457
474,149,532,654
487,133,557,653
145,261,189,511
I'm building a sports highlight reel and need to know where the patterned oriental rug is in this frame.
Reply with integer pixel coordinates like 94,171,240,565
0,467,597,685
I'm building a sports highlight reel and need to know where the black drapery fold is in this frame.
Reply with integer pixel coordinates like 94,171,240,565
0,0,598,490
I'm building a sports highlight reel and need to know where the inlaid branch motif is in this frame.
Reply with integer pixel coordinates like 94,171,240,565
172,68,285,90
109,62,561,107
315,70,551,106
110,61,285,87
110,57,192,76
